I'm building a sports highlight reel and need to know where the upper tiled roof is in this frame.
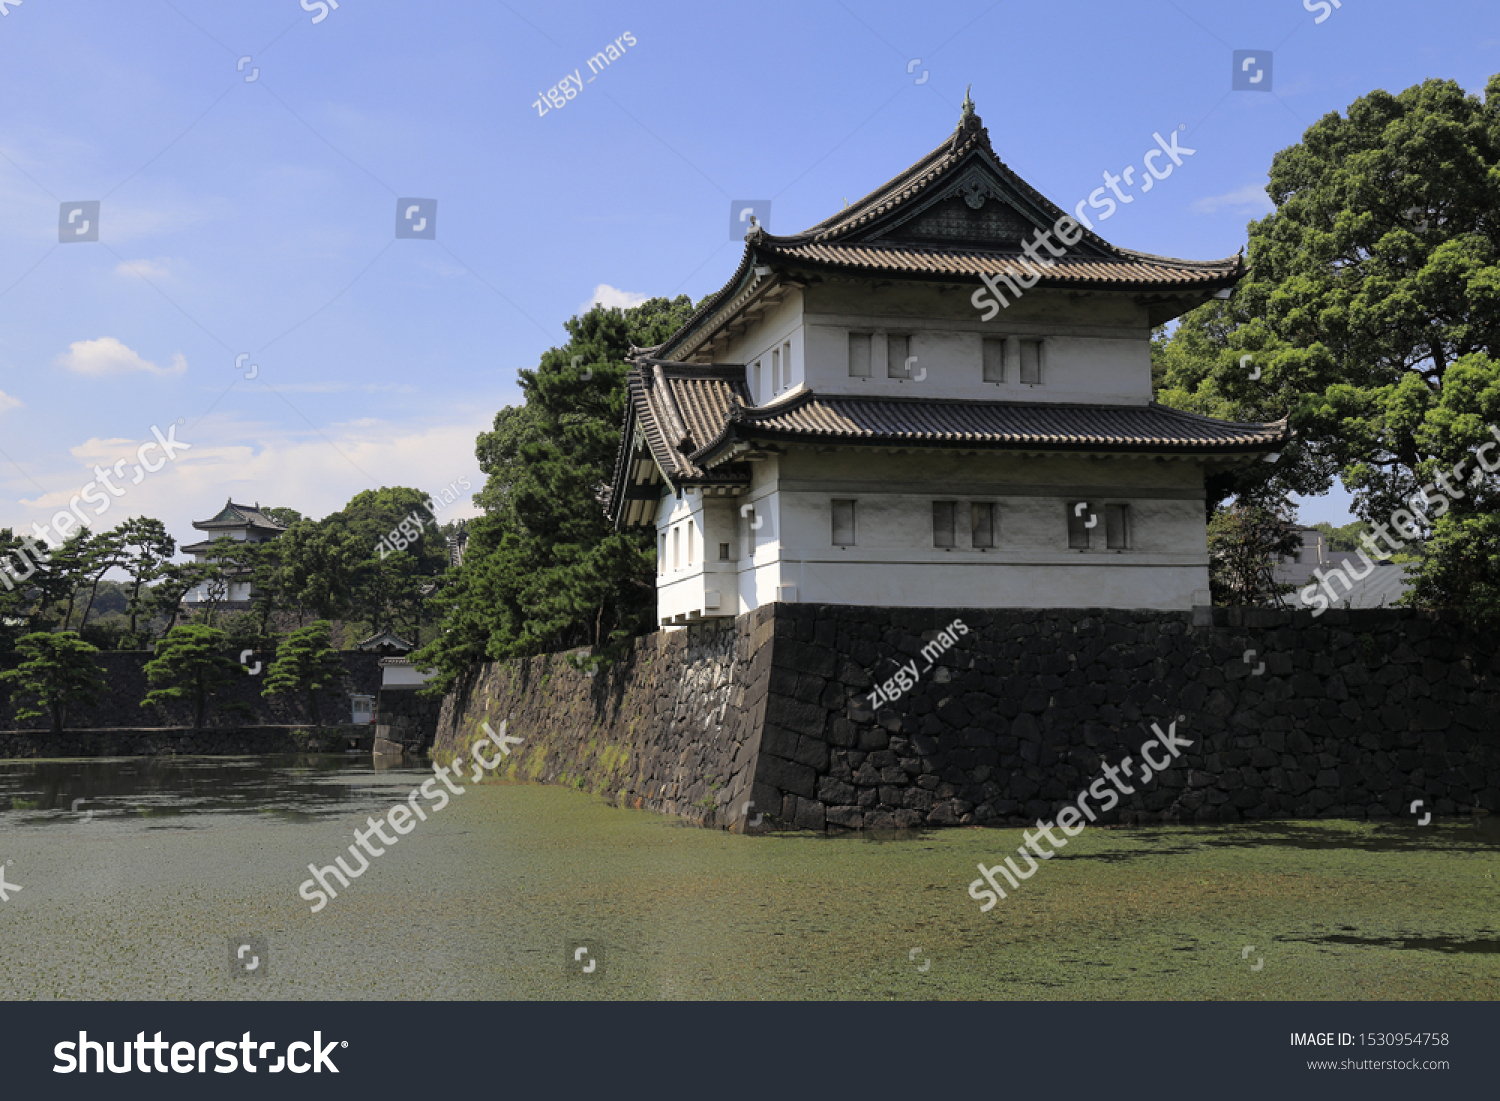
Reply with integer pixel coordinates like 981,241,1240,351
651,95,1241,362
693,391,1289,464
192,499,288,534
753,243,1238,289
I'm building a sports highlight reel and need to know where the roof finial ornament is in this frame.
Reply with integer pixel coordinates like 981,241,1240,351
960,84,975,120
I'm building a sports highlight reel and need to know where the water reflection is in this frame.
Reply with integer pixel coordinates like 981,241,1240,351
0,756,425,828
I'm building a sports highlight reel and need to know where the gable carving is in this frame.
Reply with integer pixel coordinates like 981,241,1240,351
867,164,1040,247
878,193,1031,246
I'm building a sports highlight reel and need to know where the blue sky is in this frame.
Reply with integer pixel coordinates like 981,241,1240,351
0,0,1495,553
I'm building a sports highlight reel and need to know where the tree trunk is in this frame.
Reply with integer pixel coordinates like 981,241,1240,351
128,574,143,636
308,688,321,730
194,669,205,734
79,568,109,630
51,700,63,737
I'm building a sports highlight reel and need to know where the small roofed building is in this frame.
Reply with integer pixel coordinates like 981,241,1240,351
355,628,415,655
181,500,288,607
605,96,1289,625
1275,526,1414,610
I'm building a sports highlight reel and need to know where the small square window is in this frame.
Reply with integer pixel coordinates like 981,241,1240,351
982,338,1005,383
848,333,871,378
1019,339,1042,385
1105,504,1129,549
971,503,996,548
888,333,911,378
719,542,731,561
932,501,956,548
832,499,857,546
1067,502,1094,549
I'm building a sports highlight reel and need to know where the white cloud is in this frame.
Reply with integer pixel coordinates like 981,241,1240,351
269,382,419,394
1192,183,1275,216
582,283,649,312
54,337,187,377
114,258,173,280
0,391,21,415
5,410,491,556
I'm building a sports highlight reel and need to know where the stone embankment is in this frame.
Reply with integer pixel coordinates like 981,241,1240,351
433,605,1500,830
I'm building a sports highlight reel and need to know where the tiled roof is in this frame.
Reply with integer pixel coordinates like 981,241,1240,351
1324,562,1415,609
755,242,1239,289
357,629,414,652
605,360,1290,525
794,95,997,243
603,362,755,523
650,100,1240,362
694,392,1289,462
192,499,288,533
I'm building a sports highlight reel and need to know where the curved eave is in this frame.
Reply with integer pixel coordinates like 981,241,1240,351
693,396,1290,469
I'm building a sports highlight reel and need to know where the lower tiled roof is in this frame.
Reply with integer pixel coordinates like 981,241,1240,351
696,393,1288,461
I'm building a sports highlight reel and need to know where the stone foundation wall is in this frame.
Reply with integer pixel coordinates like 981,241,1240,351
374,687,443,755
433,608,774,827
435,605,1500,830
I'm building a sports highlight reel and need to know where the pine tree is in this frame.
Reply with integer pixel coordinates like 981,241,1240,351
0,631,107,735
142,624,243,733
413,295,698,692
262,620,346,728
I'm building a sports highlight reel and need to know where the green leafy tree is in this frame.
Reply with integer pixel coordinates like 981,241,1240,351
1311,520,1367,552
328,487,449,640
0,631,107,735
1207,504,1302,607
116,517,176,641
414,295,696,691
0,528,45,648
15,531,94,634
75,527,127,631
473,403,546,525
141,624,244,733
211,537,285,644
143,560,217,637
261,507,303,527
1156,74,1500,620
275,520,362,623
262,620,346,728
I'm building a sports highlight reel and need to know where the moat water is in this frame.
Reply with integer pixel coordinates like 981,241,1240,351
0,756,1495,1000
